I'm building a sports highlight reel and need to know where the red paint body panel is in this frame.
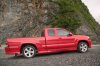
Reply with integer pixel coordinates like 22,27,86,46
5,28,92,55
5,46,20,55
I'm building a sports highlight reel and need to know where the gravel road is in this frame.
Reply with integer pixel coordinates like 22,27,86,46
0,45,100,66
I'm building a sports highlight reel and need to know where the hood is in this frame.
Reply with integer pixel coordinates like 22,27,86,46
73,35,89,39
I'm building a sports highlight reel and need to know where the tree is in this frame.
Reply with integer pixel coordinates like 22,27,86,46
48,0,81,33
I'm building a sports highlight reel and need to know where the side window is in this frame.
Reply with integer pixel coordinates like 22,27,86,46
48,29,55,36
57,29,69,36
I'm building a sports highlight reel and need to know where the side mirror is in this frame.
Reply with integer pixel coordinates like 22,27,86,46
68,33,73,36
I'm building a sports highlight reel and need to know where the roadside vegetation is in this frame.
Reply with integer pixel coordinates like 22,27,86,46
48,0,100,35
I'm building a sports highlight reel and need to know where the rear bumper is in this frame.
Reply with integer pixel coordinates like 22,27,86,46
5,46,20,55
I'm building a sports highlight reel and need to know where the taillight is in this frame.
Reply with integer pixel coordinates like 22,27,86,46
6,41,9,47
5,45,8,47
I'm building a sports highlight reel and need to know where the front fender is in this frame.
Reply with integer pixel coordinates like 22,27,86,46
75,39,92,48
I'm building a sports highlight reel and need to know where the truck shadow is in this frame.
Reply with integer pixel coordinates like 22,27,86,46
7,51,81,59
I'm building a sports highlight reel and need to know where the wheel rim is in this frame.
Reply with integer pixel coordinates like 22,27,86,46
24,47,34,58
80,43,88,52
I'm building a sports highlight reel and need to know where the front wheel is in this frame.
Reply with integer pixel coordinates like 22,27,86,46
78,42,88,53
22,45,36,58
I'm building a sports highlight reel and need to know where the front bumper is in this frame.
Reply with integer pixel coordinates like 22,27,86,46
88,39,92,48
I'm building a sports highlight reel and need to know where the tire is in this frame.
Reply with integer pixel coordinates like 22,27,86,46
14,54,19,57
78,42,88,53
22,45,36,58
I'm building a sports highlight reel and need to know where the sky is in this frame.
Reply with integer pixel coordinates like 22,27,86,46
82,0,100,24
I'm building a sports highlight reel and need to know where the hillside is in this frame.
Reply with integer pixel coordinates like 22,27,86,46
0,0,100,44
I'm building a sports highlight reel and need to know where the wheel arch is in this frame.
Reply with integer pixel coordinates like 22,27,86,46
78,40,89,47
20,43,38,54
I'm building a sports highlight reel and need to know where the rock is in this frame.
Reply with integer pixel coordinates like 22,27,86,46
0,0,100,44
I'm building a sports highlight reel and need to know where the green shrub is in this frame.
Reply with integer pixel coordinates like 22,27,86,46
48,0,81,33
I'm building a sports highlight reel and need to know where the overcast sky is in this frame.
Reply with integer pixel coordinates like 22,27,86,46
82,0,100,24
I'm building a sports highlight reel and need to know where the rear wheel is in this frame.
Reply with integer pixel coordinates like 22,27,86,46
22,45,36,58
78,42,88,53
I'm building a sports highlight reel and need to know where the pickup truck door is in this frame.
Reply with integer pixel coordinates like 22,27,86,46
46,29,75,51
56,29,75,49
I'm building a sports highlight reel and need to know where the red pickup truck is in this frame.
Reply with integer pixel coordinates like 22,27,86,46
5,28,92,58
